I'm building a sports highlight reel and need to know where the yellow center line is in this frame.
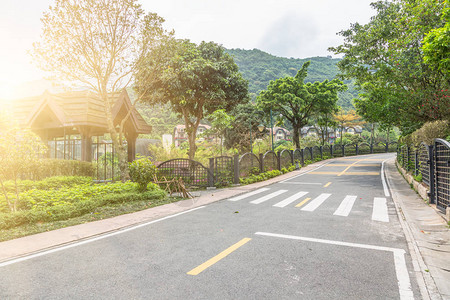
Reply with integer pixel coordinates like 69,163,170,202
337,159,362,176
187,238,251,276
295,197,311,207
324,182,332,187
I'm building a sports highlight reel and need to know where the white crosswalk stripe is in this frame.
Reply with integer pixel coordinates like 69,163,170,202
372,197,389,222
250,190,288,204
273,191,309,208
227,188,390,223
227,188,270,202
334,195,357,216
301,193,331,211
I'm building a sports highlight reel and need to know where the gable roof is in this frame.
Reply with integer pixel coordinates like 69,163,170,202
13,89,151,138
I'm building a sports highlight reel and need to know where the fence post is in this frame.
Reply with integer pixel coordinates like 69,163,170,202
233,154,240,185
330,145,334,157
428,145,435,204
259,153,264,172
414,150,419,176
385,143,389,153
406,146,411,171
277,151,281,170
343,145,346,157
208,158,215,187
300,149,305,166
290,150,294,166
356,144,359,156
370,143,374,154
320,146,323,160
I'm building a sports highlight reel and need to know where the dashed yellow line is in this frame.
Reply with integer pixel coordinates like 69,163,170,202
187,238,251,275
295,197,311,207
324,182,332,187
337,160,362,176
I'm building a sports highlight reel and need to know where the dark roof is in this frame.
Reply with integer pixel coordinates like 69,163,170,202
13,89,151,138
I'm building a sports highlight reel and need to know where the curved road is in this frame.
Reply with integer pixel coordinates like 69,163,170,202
0,153,420,299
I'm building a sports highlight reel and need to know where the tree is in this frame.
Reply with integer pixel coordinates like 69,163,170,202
32,0,171,180
333,109,363,144
135,39,249,160
422,1,450,84
205,109,235,155
223,103,266,152
329,0,449,133
257,61,346,149
0,116,46,212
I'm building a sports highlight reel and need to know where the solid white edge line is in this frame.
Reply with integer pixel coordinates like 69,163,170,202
381,159,391,197
279,161,333,183
0,206,206,268
255,231,413,300
385,157,437,299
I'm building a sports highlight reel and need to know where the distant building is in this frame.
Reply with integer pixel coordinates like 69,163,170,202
173,124,214,147
272,127,291,142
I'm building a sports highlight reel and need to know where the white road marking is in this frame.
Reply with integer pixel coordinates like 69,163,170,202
278,182,322,185
301,193,331,211
0,206,206,268
372,197,389,222
381,159,391,197
227,188,270,202
273,191,309,208
279,161,332,183
250,190,288,204
333,195,357,216
255,232,413,300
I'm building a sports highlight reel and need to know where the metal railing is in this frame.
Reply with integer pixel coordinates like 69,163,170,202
397,139,450,212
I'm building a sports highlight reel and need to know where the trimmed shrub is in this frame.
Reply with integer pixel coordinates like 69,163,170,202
129,157,158,192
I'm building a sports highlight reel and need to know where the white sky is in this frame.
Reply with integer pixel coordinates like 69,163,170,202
0,0,375,100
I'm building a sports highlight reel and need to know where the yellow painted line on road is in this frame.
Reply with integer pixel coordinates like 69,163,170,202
324,182,332,188
310,171,380,176
187,238,251,276
295,198,311,207
339,159,384,161
327,164,380,167
345,172,380,175
338,160,362,176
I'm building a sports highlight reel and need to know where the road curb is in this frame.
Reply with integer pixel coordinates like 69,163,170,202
384,158,444,300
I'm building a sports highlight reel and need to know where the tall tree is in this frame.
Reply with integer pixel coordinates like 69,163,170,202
257,62,346,149
329,0,449,133
135,39,248,160
32,0,171,180
333,109,363,144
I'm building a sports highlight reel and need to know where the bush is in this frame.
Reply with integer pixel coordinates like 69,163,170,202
0,176,92,194
411,120,450,145
27,159,95,180
0,189,166,230
129,157,158,192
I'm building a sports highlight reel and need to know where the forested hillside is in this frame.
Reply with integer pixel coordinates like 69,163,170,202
226,48,357,109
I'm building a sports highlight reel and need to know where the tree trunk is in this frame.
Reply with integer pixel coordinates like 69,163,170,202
292,124,301,149
101,89,129,181
187,129,197,160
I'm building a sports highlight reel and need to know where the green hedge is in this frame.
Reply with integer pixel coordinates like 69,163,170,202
0,176,93,194
0,189,166,230
15,159,95,180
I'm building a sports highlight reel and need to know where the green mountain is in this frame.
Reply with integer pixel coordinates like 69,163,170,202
225,48,357,109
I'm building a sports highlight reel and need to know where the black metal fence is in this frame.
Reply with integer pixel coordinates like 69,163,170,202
397,139,450,212
155,142,397,189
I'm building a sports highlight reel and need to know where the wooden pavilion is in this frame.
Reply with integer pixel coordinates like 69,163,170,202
12,89,151,162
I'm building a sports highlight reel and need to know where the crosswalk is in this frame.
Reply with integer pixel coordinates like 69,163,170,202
227,188,390,222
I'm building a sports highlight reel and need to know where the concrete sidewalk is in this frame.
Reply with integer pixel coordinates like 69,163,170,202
385,158,450,300
1,156,449,299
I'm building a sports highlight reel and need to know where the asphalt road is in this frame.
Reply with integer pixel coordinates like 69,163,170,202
0,153,421,299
